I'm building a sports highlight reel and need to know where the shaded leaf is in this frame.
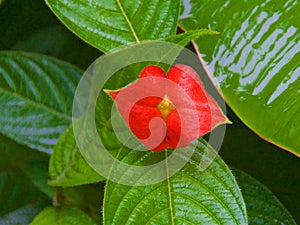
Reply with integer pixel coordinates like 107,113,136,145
55,183,104,224
30,206,96,225
0,0,101,69
0,171,50,222
179,0,300,156
49,125,104,187
0,134,55,197
45,0,180,52
22,161,55,198
233,169,296,225
0,202,47,225
0,51,82,153
12,25,101,69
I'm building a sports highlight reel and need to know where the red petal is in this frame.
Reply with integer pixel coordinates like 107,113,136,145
105,64,228,151
166,64,227,146
137,65,166,107
105,66,168,151
128,102,168,150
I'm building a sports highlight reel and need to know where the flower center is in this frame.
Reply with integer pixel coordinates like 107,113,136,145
157,96,175,120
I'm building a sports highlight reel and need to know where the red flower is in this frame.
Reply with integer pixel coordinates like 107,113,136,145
105,64,229,151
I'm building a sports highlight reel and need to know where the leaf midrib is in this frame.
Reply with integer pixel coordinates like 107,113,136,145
165,150,175,225
0,88,71,121
115,0,140,43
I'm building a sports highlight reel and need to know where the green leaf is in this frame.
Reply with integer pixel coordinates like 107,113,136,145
220,108,300,223
0,171,50,221
165,29,219,46
233,169,296,225
0,51,83,153
44,0,180,53
103,139,247,224
179,0,300,156
0,202,48,225
0,134,47,171
12,25,102,70
30,206,97,225
0,134,55,197
49,125,104,187
22,161,56,198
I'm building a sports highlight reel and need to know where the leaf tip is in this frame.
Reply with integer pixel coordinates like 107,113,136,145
103,89,120,99
226,117,233,124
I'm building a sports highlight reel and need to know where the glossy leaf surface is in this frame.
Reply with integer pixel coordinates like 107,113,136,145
103,139,247,224
220,108,300,223
0,51,82,153
45,0,180,52
233,169,296,225
180,0,300,156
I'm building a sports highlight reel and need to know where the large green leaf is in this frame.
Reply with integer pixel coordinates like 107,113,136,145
220,108,300,223
45,0,180,53
49,125,104,187
233,169,296,225
103,139,247,225
0,51,82,153
0,171,50,223
30,206,96,225
179,0,300,156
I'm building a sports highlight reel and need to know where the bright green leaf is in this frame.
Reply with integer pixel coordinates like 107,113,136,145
30,206,96,225
233,169,297,225
165,29,219,47
49,125,104,187
179,0,300,156
0,51,83,153
103,139,247,225
45,0,180,53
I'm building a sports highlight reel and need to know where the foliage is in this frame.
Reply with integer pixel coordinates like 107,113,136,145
0,0,299,224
